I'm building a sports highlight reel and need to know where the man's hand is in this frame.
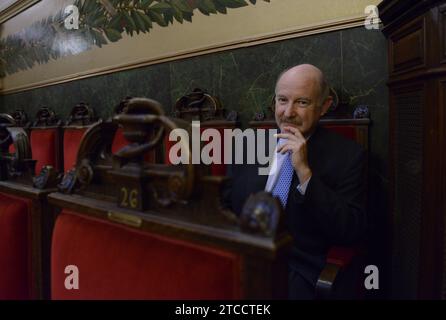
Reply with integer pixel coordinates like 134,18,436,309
275,126,312,184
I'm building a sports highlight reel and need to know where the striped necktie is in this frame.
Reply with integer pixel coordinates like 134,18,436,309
272,152,294,208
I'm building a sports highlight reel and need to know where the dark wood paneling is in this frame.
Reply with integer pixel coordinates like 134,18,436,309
389,17,426,74
440,5,446,64
436,78,446,299
418,78,444,298
381,0,446,299
389,84,424,299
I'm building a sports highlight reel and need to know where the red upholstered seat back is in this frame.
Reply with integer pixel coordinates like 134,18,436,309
0,193,32,300
51,210,241,299
30,129,58,174
323,124,365,271
323,125,356,141
63,128,87,172
112,127,155,163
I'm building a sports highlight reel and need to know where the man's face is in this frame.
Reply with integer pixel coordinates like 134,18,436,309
274,72,328,137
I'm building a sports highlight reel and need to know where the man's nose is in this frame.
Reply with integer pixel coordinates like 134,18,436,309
283,104,296,118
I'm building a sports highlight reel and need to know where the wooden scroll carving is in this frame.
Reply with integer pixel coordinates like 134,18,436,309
240,191,284,238
30,106,63,189
0,113,35,181
11,109,30,128
174,88,238,124
32,107,62,127
60,97,285,238
65,102,97,126
114,96,133,115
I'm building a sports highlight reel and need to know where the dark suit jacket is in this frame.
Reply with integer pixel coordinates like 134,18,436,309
222,125,367,285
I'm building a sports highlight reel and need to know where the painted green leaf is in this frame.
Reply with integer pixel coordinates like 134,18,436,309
172,0,193,12
92,16,107,27
164,12,174,25
198,0,217,14
148,10,168,26
141,0,155,9
183,11,193,22
131,10,145,33
104,28,122,42
149,3,172,10
171,5,184,23
224,0,249,8
123,11,137,32
138,11,153,29
0,0,271,77
92,29,108,47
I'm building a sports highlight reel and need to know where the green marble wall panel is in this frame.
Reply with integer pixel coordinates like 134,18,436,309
0,27,385,127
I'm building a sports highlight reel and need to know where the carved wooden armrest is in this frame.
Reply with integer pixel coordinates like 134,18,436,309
315,246,365,299
316,263,343,299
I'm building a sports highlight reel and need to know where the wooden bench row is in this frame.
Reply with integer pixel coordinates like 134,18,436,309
0,92,370,300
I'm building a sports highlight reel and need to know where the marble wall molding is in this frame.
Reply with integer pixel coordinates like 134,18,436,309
0,14,366,96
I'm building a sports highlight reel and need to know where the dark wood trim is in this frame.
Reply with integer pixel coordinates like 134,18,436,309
417,77,446,298
0,181,56,200
379,0,438,36
382,1,446,297
387,66,446,86
438,5,446,65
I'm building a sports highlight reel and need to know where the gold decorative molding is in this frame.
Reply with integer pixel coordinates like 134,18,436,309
0,14,367,96
0,0,40,24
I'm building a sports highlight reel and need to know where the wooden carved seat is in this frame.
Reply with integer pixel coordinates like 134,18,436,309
51,209,243,299
28,107,62,176
48,97,291,299
165,88,239,176
0,113,40,299
62,102,98,173
111,97,155,163
0,103,97,299
58,102,99,194
0,192,32,299
7,110,30,154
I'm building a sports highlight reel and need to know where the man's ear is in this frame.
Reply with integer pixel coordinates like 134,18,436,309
320,96,333,116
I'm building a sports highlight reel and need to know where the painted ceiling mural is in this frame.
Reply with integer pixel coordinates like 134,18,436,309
0,0,270,78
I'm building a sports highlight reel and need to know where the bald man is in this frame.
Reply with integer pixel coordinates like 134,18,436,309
224,64,367,299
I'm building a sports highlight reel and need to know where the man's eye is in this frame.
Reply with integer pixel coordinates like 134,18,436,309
298,100,309,106
277,98,287,103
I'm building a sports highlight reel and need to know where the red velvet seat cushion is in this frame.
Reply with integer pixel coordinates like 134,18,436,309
30,129,58,174
0,193,32,300
51,210,241,300
63,128,87,171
